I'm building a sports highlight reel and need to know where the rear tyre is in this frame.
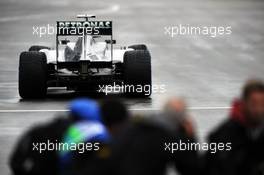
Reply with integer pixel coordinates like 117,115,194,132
128,44,147,50
29,45,50,52
123,50,151,97
19,51,47,99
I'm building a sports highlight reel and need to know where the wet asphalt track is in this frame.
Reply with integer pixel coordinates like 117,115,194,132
1,0,264,174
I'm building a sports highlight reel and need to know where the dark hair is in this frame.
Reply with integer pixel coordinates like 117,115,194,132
100,98,129,127
242,79,264,100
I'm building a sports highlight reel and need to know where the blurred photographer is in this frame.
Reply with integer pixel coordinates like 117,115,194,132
9,98,106,175
108,98,202,175
205,79,264,175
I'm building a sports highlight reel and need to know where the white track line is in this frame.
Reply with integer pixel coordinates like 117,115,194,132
0,109,68,113
0,107,230,113
189,106,231,110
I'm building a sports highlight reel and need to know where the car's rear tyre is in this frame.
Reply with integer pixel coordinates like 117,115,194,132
123,50,151,97
19,51,47,99
128,44,147,50
29,45,50,52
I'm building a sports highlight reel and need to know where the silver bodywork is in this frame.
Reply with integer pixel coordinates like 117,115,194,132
40,36,133,64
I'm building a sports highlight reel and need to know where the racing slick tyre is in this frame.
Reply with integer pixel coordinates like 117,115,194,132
128,44,147,50
123,50,151,97
29,45,50,52
19,51,47,99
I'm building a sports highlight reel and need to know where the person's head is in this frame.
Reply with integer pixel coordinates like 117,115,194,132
242,79,264,125
100,98,129,134
164,98,187,123
163,98,194,136
69,98,101,122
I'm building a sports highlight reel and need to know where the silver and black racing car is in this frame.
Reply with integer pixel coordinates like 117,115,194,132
18,15,151,99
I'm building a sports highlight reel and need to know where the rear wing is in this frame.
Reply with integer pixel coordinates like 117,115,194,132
55,16,114,64
56,21,112,36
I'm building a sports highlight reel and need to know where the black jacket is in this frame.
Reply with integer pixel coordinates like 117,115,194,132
109,116,202,175
205,118,264,175
9,115,113,175
9,116,72,175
